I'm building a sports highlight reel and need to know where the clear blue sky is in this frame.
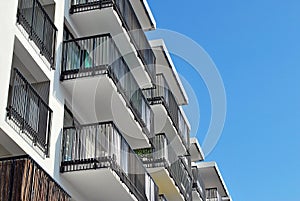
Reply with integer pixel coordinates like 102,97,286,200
147,1,300,200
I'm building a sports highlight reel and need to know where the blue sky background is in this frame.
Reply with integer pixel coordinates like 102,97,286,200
147,1,300,200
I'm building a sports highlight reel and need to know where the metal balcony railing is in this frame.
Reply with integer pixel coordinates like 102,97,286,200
135,134,192,201
7,68,52,156
61,34,153,137
206,188,222,201
69,0,156,83
192,167,206,201
61,121,158,201
144,74,190,150
0,155,71,201
17,0,57,68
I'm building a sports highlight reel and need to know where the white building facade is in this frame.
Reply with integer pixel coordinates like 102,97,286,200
0,1,231,201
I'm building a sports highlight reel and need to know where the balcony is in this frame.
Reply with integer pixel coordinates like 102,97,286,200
67,0,156,85
192,167,206,201
144,74,190,155
70,0,155,30
17,0,57,68
149,40,188,105
60,121,158,201
0,155,70,201
136,134,192,201
61,34,153,148
196,162,231,201
6,68,52,156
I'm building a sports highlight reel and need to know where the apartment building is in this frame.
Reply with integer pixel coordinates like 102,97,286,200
0,0,231,201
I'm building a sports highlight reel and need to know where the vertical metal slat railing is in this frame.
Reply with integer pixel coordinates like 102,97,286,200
17,0,57,68
61,121,158,201
7,68,52,156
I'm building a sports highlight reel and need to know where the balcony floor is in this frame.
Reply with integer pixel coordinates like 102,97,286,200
63,168,137,201
62,75,150,149
151,104,187,156
147,167,184,201
69,7,152,88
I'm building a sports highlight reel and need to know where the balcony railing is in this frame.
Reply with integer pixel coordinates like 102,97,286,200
7,68,52,156
206,188,222,201
69,0,156,82
17,0,57,68
144,74,190,150
0,155,71,201
192,167,206,201
61,121,158,201
136,134,192,201
61,34,153,137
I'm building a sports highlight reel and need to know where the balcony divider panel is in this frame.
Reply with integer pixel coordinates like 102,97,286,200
7,68,52,156
61,34,153,137
69,0,156,82
17,0,57,68
61,121,158,201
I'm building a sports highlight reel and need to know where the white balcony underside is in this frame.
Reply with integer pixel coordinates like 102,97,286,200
70,8,152,88
147,167,184,201
190,138,204,162
0,144,11,157
0,129,24,157
14,31,50,82
62,75,151,149
129,0,156,31
151,104,187,156
63,168,137,201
